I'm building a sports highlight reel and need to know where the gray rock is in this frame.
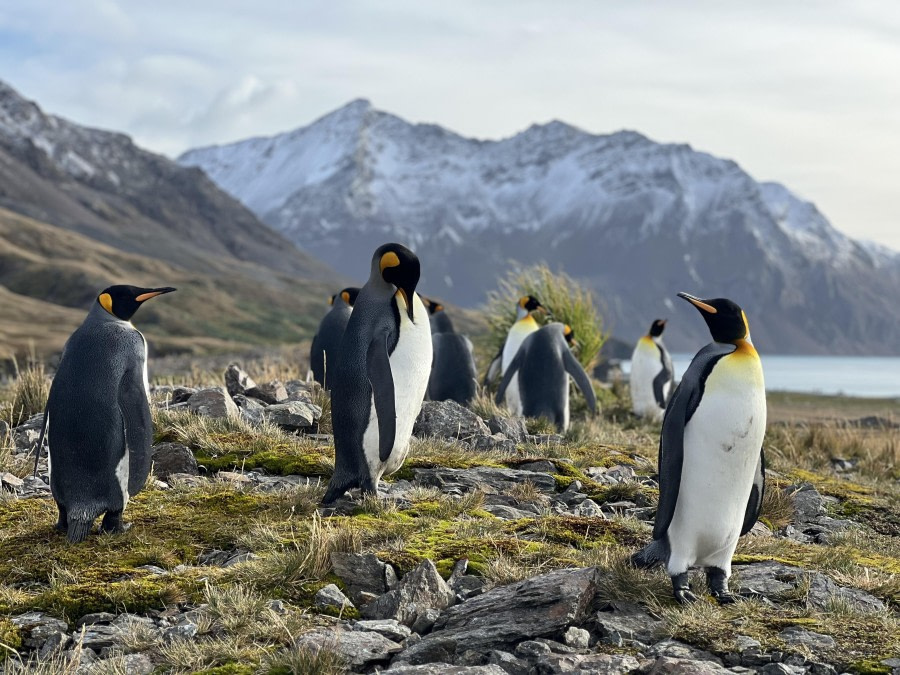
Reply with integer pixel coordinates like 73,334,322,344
150,442,198,479
169,386,197,404
293,626,402,668
515,640,552,658
398,567,600,664
114,652,155,675
224,363,257,397
187,387,239,419
571,499,605,518
734,635,761,652
536,653,641,674
163,623,198,642
649,640,722,665
353,619,412,642
486,650,529,675
483,504,538,520
415,400,491,440
413,467,557,495
77,612,116,627
789,485,827,522
247,380,288,404
387,666,508,674
0,471,24,489
471,434,518,453
759,665,805,675
315,583,354,611
487,416,527,443
36,630,69,659
518,460,558,474
331,553,399,603
411,607,442,634
778,626,836,650
648,657,732,674
77,624,122,650
594,601,664,646
563,626,590,649
263,401,321,430
361,559,455,627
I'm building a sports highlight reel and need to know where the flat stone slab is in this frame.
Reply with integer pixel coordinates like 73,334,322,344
413,467,557,495
293,626,402,668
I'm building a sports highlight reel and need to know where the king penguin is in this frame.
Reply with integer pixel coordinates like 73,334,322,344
495,323,596,432
39,285,175,543
631,292,766,604
630,319,674,422
310,287,360,388
485,296,547,414
425,300,477,406
324,243,432,503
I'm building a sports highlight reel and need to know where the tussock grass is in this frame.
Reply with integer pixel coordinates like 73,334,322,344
261,643,347,675
759,485,797,530
594,552,673,606
3,359,50,427
481,264,606,372
505,480,548,505
468,388,507,421
158,635,267,672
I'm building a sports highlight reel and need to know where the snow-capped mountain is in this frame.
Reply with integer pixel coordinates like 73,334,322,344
180,100,900,354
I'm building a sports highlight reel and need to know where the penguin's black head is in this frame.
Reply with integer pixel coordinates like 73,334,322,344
563,324,576,347
519,295,544,313
649,319,667,337
678,292,748,343
98,285,176,321
425,299,444,315
338,287,360,307
375,243,421,321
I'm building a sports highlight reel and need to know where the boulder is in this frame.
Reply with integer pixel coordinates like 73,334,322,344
536,653,641,674
414,400,491,440
397,567,600,664
331,553,399,603
594,601,664,646
361,559,455,627
777,627,836,650
413,467,557,495
187,387,238,419
292,626,402,669
263,401,321,431
647,657,732,674
247,380,288,404
386,666,508,674
353,619,413,642
151,443,198,479
224,363,257,397
314,584,354,612
487,416,528,443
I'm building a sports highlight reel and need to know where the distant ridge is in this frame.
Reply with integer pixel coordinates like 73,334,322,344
181,100,900,355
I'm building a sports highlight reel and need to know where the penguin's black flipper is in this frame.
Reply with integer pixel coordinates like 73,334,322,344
367,331,396,463
652,344,674,409
630,538,669,568
654,342,735,540
494,350,523,406
563,349,597,414
119,364,153,496
740,447,766,535
33,408,48,478
483,348,503,387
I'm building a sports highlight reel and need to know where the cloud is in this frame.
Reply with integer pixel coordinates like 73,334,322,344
0,0,898,248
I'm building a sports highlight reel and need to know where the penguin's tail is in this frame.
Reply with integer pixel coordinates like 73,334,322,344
630,539,668,569
66,518,94,544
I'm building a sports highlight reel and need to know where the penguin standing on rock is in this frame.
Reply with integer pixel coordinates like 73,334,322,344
630,319,674,422
310,287,360,388
324,244,432,503
495,323,596,433
38,285,176,543
631,293,766,604
425,300,477,406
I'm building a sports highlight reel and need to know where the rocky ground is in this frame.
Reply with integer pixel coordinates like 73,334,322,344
0,364,897,674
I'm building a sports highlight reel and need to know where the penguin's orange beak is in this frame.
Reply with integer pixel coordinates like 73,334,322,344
136,287,177,302
677,292,716,314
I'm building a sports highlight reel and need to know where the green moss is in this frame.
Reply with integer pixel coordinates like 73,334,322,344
510,516,646,549
192,442,332,477
191,664,257,675
0,618,23,652
851,660,892,675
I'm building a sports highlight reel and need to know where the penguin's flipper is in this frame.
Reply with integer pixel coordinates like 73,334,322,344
483,348,502,386
740,447,766,535
563,349,597,414
654,342,735,540
367,331,396,463
494,350,523,405
33,408,49,477
119,365,153,496
653,344,674,408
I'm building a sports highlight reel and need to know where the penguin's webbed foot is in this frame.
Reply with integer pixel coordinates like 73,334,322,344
100,511,130,535
672,572,698,605
706,567,736,604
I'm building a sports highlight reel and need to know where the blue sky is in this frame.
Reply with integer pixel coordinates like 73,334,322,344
1,0,898,249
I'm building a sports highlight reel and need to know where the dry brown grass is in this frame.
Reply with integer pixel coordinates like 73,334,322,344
3,359,50,427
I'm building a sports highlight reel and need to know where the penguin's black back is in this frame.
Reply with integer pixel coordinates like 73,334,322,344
518,329,568,424
48,316,149,519
329,287,399,490
428,333,476,405
311,303,353,387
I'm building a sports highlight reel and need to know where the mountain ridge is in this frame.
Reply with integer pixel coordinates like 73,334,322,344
180,99,900,355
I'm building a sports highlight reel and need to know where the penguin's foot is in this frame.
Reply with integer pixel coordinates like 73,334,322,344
706,567,735,604
671,573,698,604
100,511,131,535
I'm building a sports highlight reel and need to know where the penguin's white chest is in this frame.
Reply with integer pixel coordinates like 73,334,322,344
501,317,539,415
363,294,432,479
630,337,667,420
666,354,766,574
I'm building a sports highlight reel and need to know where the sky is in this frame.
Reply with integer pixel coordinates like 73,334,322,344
1,0,898,250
